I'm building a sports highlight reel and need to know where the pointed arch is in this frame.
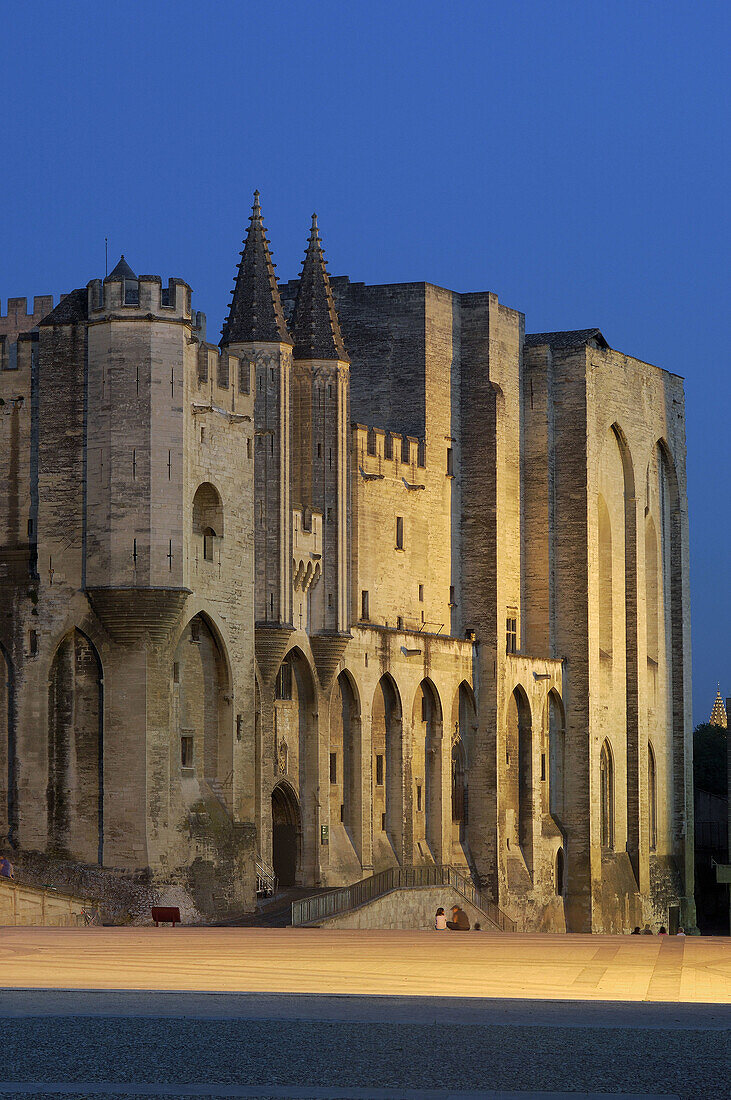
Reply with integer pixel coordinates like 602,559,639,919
412,679,444,862
507,685,533,871
0,642,16,847
547,689,565,821
450,681,475,840
656,438,686,858
597,493,613,660
331,670,362,841
372,674,403,861
648,741,657,852
271,780,302,887
47,629,103,864
173,614,231,789
600,739,614,849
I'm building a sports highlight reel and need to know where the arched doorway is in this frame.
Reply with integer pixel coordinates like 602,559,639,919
271,782,301,887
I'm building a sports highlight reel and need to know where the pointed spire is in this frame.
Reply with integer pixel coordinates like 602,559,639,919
221,190,292,346
291,213,349,362
709,685,727,728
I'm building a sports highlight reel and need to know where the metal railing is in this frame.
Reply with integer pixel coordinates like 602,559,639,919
291,864,516,932
256,858,277,897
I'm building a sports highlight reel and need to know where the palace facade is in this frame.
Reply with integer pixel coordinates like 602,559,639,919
0,194,694,931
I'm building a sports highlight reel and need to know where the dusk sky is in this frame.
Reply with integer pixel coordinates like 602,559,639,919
2,0,728,725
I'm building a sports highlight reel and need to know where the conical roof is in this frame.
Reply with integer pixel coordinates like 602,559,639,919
291,214,348,362
709,685,727,728
106,255,136,281
221,191,292,346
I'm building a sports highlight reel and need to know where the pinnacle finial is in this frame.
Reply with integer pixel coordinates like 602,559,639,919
220,192,292,347
291,214,348,362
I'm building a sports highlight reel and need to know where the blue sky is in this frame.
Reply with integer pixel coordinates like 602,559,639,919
2,0,728,724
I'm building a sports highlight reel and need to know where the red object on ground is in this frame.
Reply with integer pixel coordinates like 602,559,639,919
151,906,181,927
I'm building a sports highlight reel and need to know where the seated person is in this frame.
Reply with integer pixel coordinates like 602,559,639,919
446,904,470,931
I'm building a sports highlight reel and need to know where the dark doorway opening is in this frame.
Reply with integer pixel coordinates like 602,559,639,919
272,783,300,888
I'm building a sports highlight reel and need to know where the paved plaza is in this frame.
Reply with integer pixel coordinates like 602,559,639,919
0,930,728,1098
0,928,729,1003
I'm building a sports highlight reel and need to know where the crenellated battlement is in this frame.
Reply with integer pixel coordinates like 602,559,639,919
195,341,252,399
86,275,194,322
352,423,426,471
0,295,54,339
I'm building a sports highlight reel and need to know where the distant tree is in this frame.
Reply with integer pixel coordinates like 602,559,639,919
693,723,728,799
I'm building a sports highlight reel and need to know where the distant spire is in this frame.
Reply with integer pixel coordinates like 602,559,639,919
221,191,292,346
291,213,348,362
709,685,727,728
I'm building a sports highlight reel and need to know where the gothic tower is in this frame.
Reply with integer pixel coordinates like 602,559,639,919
221,192,294,638
291,215,350,646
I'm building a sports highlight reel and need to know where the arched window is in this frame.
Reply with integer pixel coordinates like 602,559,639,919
600,740,614,849
597,495,613,660
203,527,215,562
193,483,223,563
648,743,657,852
555,847,565,895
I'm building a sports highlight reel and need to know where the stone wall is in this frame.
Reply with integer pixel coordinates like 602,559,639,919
314,885,501,931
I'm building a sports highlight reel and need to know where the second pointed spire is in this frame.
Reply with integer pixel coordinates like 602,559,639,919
291,214,349,362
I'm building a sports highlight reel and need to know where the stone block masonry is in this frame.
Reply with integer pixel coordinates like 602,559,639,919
0,197,694,933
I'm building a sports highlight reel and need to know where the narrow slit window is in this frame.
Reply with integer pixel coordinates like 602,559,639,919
396,516,404,550
330,753,337,784
181,735,194,768
446,447,454,475
376,754,384,785
361,590,370,620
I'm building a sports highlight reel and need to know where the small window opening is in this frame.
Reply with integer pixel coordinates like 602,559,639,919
381,812,386,831
541,753,546,781
376,754,384,785
190,619,201,642
367,429,376,456
384,434,393,460
27,517,34,537
447,448,454,475
317,442,322,458
133,538,138,565
361,590,370,620
275,661,292,701
340,803,344,822
396,516,404,550
203,527,215,562
29,629,38,657
397,615,404,629
173,661,180,683
247,437,252,459
417,785,422,811
417,440,426,467
506,617,518,654
329,447,332,469
132,449,136,479
328,592,333,608
418,584,424,602
181,735,194,768
330,753,337,784
270,592,274,617
200,426,205,443
326,507,333,524
421,695,428,723
449,585,455,606
270,435,274,454
236,714,243,741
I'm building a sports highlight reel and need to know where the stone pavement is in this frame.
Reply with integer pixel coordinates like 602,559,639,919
0,928,729,1003
0,930,728,1098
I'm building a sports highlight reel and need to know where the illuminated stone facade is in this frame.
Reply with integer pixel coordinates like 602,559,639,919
0,194,694,931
